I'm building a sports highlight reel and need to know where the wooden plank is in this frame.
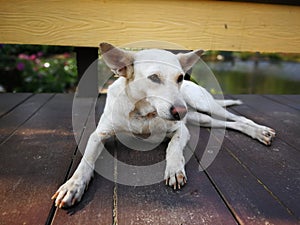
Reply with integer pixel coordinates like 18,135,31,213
0,93,54,144
1,0,300,52
194,128,299,224
230,95,300,150
264,95,300,111
222,95,300,219
0,93,32,117
115,136,237,224
51,142,115,225
236,0,300,5
222,132,300,220
51,94,114,225
0,94,78,225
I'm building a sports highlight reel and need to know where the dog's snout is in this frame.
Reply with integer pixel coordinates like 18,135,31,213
170,105,187,120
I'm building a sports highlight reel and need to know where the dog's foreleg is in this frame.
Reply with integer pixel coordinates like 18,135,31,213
52,129,113,208
164,122,190,190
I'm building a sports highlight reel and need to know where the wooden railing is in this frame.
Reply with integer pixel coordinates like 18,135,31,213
0,0,300,52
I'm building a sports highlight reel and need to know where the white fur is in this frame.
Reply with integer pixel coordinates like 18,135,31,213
52,43,275,208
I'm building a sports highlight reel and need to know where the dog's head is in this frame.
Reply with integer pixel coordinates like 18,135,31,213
100,43,204,121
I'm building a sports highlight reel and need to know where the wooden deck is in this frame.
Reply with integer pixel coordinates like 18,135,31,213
0,93,299,225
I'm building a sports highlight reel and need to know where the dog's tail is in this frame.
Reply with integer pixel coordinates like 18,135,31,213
214,99,243,108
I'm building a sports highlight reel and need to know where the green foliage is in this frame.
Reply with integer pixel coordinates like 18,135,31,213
0,44,77,92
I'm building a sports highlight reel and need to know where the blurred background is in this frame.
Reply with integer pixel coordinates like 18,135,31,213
1,44,299,94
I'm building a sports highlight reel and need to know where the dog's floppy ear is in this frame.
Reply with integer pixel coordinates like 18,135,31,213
99,43,134,78
177,49,204,73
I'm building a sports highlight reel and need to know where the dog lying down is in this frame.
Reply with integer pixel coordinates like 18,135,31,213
52,43,276,208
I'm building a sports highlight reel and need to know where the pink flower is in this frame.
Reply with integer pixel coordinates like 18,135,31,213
63,53,71,58
18,54,29,60
29,54,36,61
16,62,25,71
35,58,41,64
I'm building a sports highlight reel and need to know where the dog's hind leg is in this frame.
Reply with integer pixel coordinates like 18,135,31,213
52,127,114,208
187,111,275,145
181,81,275,144
182,81,243,120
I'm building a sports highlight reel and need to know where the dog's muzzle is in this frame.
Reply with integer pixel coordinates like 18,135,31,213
170,105,187,120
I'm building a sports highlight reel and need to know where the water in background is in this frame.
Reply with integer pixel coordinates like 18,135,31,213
192,59,300,94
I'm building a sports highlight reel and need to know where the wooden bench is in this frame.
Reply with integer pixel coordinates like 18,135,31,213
1,0,300,52
0,1,300,224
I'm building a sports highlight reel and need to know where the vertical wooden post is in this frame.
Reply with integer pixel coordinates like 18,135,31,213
75,47,99,97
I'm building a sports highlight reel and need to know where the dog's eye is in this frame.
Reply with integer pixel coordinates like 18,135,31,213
177,75,184,84
148,74,161,84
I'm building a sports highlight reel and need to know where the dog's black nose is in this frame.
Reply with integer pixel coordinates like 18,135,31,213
170,105,187,120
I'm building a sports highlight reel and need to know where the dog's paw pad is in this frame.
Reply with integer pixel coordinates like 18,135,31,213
51,178,88,208
259,127,276,146
165,170,187,190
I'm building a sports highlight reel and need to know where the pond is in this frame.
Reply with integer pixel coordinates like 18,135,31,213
192,60,300,94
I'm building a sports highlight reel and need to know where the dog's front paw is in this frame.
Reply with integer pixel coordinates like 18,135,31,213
257,126,276,146
164,158,187,190
51,176,90,208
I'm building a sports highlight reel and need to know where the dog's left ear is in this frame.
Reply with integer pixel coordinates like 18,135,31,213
99,42,134,78
177,49,204,73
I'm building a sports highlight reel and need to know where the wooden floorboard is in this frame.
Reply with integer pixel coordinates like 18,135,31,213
51,94,114,225
230,95,300,150
225,95,300,219
0,94,299,225
0,93,32,117
193,128,299,224
0,93,54,144
0,94,77,225
264,95,300,111
51,140,115,225
115,139,237,225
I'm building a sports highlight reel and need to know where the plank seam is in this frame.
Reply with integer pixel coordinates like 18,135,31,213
224,141,297,218
113,140,119,225
262,95,300,112
0,93,34,119
208,129,297,219
45,96,98,225
187,145,242,225
0,94,55,146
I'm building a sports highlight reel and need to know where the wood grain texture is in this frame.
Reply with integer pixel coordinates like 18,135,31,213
115,140,237,225
0,94,77,225
0,93,32,117
226,95,300,219
0,0,300,52
195,129,299,224
0,94,53,143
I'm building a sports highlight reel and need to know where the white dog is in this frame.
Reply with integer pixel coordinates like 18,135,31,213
52,43,275,208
